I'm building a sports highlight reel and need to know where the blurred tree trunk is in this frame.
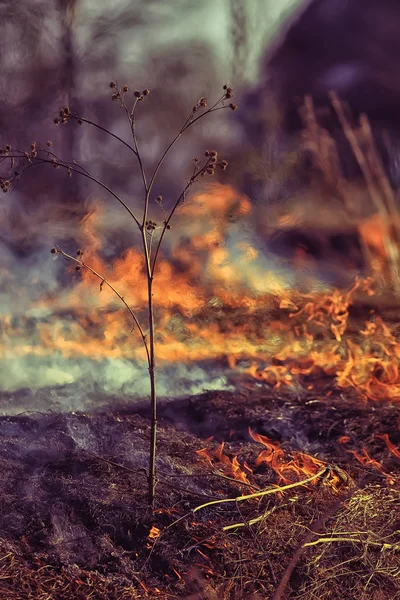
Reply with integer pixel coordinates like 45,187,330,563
57,0,85,219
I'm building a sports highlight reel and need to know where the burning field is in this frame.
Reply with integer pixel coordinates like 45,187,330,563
2,35,400,598
3,2,400,599
2,162,400,600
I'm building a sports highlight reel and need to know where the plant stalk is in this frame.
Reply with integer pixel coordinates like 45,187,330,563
147,273,157,506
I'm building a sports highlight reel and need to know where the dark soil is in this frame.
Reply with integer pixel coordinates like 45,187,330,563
1,384,400,599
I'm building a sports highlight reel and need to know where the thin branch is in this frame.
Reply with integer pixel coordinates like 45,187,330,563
193,469,328,514
8,153,142,229
303,536,400,550
146,95,229,199
122,97,148,194
56,247,150,363
150,164,208,275
69,113,138,157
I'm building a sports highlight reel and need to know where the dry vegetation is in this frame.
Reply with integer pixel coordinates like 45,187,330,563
1,81,400,598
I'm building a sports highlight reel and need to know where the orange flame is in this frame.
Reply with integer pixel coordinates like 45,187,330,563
249,428,327,484
346,448,395,484
4,182,400,404
378,433,400,461
196,442,252,486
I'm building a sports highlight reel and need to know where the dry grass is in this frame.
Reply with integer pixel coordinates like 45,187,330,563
299,93,400,294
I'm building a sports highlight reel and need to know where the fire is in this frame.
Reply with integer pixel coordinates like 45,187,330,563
379,433,400,461
249,428,326,484
339,436,395,484
347,448,395,485
196,442,252,486
196,429,329,492
148,525,161,540
3,181,400,403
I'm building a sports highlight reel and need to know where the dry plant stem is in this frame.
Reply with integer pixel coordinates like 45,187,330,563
193,468,328,513
359,117,398,214
222,505,278,532
3,88,233,507
151,169,203,274
56,248,149,359
119,93,231,505
70,114,138,157
272,483,358,600
303,536,400,551
58,240,156,504
300,96,353,214
146,268,157,506
11,155,142,229
329,91,400,292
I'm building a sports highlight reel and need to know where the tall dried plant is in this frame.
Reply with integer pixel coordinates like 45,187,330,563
299,93,400,293
0,82,238,506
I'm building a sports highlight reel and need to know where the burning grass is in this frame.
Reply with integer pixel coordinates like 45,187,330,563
1,386,400,599
1,84,400,598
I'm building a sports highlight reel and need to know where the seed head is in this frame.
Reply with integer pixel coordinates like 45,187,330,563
156,195,163,202
75,266,81,271
205,150,210,157
134,90,141,98
47,141,53,147
50,248,57,254
122,85,129,92
210,150,217,157
109,81,117,88
0,180,11,192
229,103,238,111
143,89,150,96
54,118,60,125
5,145,10,152
77,249,83,256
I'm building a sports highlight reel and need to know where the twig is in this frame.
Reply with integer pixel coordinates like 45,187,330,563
55,248,150,363
69,113,138,157
222,505,278,532
272,482,358,600
193,469,328,513
303,536,400,551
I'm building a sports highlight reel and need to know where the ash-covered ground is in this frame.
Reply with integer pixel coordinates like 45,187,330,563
1,385,400,599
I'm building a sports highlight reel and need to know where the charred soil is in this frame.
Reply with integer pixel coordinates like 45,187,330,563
1,383,400,599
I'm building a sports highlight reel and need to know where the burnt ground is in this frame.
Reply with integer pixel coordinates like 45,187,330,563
1,383,400,600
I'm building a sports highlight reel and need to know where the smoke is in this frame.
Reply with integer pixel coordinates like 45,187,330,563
0,355,233,415
0,0,311,412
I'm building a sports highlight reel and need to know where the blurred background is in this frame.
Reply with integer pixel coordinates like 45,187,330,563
2,0,400,406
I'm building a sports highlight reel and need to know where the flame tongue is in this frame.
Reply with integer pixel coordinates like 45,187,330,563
249,428,326,483
2,183,400,403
